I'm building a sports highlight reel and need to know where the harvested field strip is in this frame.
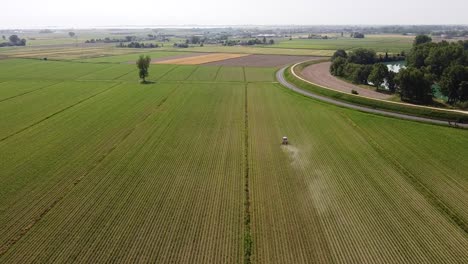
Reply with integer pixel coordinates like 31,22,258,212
0,81,120,140
9,48,111,58
155,53,249,65
248,84,468,263
0,83,245,263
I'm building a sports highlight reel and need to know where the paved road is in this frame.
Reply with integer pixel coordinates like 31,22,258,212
276,67,468,129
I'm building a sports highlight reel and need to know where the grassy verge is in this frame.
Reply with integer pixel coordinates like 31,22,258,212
285,63,468,123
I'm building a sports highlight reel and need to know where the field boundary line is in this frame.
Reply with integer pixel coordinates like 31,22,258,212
0,82,121,143
0,81,63,104
243,84,253,264
341,113,468,236
0,83,181,257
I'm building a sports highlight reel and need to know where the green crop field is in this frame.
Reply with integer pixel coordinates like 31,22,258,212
273,35,413,53
0,57,467,263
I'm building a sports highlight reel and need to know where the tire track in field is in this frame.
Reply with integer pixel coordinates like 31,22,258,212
243,84,253,264
157,65,179,80
0,84,181,257
0,81,63,104
242,67,247,83
340,112,468,236
213,66,222,81
0,82,120,143
183,66,200,81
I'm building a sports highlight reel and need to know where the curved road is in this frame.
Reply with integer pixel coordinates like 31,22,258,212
276,67,468,129
302,61,392,99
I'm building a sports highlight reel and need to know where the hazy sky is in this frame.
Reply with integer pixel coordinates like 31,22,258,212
2,0,467,28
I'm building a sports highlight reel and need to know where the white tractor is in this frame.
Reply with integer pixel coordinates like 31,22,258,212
282,136,289,145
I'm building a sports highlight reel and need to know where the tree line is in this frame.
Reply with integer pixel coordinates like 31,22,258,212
330,35,468,106
330,48,402,93
406,35,468,105
0,35,26,47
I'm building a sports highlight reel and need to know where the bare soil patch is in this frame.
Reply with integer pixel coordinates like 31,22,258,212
154,53,248,65
204,54,323,67
301,61,392,99
149,53,210,64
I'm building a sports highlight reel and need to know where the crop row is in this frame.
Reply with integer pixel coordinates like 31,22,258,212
0,82,245,263
247,83,468,263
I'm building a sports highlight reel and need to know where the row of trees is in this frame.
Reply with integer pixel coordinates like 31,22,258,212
118,42,160,48
222,37,274,46
351,32,365,38
0,35,26,47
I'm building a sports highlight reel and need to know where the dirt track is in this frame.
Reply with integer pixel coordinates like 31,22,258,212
204,54,322,67
302,61,392,99
276,67,468,128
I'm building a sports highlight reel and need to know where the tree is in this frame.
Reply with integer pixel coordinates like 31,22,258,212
387,71,397,93
345,63,372,84
332,49,347,60
330,57,347,76
1,35,5,40
190,36,200,44
368,63,389,88
262,37,266,44
396,67,433,104
136,55,151,83
269,39,274,45
9,35,20,44
68,32,75,38
347,48,376,64
414,34,432,46
440,65,468,104
459,81,468,102
425,42,464,79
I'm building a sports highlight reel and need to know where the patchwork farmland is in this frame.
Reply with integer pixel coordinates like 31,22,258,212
0,55,467,264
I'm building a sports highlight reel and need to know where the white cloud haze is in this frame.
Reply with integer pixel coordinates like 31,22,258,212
1,0,467,28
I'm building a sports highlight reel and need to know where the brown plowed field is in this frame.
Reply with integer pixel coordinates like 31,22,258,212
204,54,323,67
301,61,392,99
154,53,248,65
